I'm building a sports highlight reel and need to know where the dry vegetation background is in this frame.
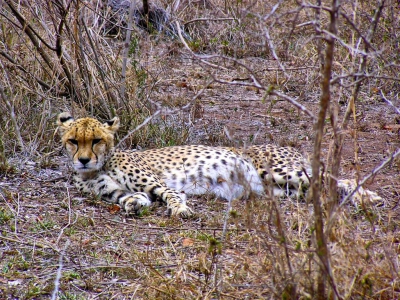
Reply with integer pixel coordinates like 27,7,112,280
0,0,399,299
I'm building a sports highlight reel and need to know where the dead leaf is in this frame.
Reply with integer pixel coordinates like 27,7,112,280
383,124,400,131
108,204,121,214
182,238,194,247
176,80,187,88
371,87,379,94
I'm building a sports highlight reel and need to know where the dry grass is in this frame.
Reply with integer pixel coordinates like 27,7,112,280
0,0,399,299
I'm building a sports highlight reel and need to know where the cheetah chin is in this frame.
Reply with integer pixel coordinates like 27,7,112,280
57,112,382,218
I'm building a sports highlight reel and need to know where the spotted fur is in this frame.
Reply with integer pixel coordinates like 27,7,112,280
56,113,381,217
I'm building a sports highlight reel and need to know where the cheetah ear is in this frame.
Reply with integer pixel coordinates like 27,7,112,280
56,112,75,134
103,117,120,133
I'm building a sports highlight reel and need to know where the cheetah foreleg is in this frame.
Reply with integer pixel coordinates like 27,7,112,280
74,174,152,214
166,195,193,218
143,185,193,218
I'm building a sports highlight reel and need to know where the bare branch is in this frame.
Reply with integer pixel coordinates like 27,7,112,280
4,0,57,71
321,30,370,56
175,20,229,70
80,14,115,117
116,76,212,149
183,17,235,26
326,147,400,234
381,90,400,115
3,0,57,51
310,1,340,298
264,28,286,73
340,148,400,208
328,0,386,210
269,90,315,119
0,86,25,152
0,51,52,91
116,110,161,149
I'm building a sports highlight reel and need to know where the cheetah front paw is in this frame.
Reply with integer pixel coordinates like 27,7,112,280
123,192,152,214
168,203,194,218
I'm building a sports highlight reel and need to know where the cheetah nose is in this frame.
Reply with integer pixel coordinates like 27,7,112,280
78,157,91,166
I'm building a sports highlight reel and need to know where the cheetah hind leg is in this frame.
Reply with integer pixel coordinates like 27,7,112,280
337,179,383,207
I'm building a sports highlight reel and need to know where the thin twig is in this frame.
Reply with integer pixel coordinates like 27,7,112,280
263,2,282,21
269,90,315,119
81,17,114,117
264,28,286,73
328,0,385,218
0,51,54,91
184,17,235,26
175,20,229,70
116,110,161,149
322,30,371,56
0,86,25,152
339,148,400,208
3,0,57,51
0,234,57,251
4,0,69,95
51,239,70,300
326,147,400,233
116,78,211,149
381,90,400,115
56,187,78,246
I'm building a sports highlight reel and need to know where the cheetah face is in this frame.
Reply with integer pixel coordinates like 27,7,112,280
56,112,120,173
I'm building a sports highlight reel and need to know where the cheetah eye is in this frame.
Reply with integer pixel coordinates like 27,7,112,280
68,139,78,145
92,138,102,145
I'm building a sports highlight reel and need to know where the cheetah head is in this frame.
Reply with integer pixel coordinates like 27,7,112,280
56,112,120,173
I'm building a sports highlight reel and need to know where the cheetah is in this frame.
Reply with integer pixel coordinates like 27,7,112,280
56,112,381,218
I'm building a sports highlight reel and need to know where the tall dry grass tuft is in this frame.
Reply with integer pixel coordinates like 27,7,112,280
0,0,399,298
